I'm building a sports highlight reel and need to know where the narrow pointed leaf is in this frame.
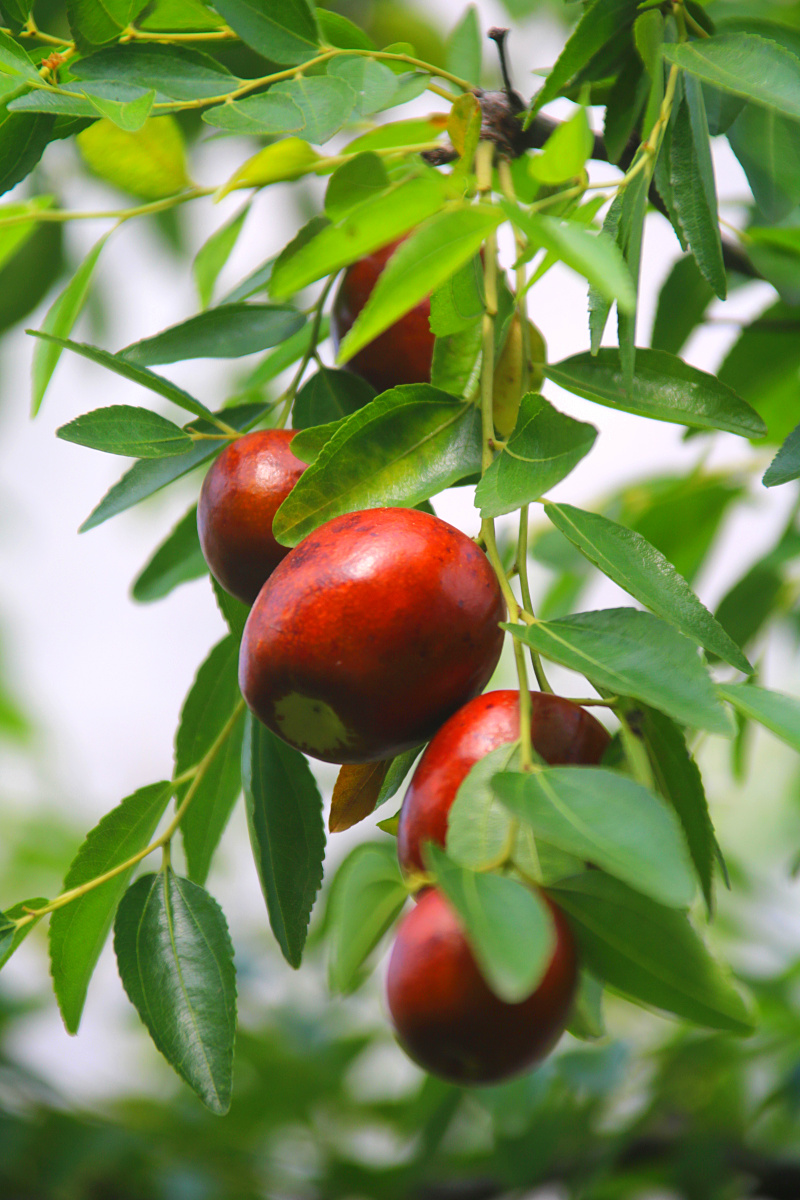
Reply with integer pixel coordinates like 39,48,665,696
193,205,249,309
49,781,172,1033
212,0,319,66
292,366,374,430
176,639,245,886
494,767,695,908
114,869,237,1112
476,395,597,518
242,714,325,968
663,35,800,121
426,843,554,1004
544,502,752,673
548,872,755,1033
57,405,193,458
669,78,726,299
132,505,207,603
546,348,765,437
120,305,304,366
329,761,390,833
718,683,800,752
0,898,48,970
28,332,213,419
763,423,800,487
273,387,482,547
506,609,733,736
530,0,638,115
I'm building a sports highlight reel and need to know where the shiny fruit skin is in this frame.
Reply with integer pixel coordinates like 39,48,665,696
397,690,610,877
239,507,506,764
386,887,578,1085
331,240,434,393
197,429,307,606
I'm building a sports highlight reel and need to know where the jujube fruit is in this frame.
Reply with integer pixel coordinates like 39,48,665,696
238,507,505,764
330,239,434,393
397,689,610,878
197,429,307,605
386,886,578,1084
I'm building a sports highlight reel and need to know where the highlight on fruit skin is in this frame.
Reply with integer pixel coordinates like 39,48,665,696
386,886,578,1085
238,507,506,764
397,689,610,879
330,238,434,393
197,429,307,606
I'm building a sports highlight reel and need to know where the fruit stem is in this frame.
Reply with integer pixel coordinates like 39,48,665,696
11,700,246,929
516,506,553,694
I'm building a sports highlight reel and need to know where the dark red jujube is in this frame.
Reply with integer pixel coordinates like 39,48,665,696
386,887,578,1085
397,689,611,878
330,240,434,393
238,507,505,764
197,429,307,606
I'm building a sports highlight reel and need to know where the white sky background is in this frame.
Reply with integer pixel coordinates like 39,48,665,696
0,0,798,1109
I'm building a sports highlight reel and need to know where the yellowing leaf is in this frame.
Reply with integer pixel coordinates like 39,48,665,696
77,116,191,200
216,137,321,199
329,761,391,832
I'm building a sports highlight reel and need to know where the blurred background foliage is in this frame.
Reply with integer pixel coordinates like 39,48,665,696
1,0,800,1196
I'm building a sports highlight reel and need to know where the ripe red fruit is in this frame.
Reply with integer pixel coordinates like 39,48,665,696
197,429,307,606
330,239,434,393
239,507,505,764
397,690,610,878
387,887,578,1084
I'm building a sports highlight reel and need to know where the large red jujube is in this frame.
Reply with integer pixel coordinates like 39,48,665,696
397,689,611,878
239,507,505,764
197,429,307,606
386,886,578,1085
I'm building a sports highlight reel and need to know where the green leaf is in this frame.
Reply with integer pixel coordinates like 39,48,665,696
77,116,189,200
273,387,482,547
663,34,800,122
717,301,800,445
529,109,593,185
638,706,716,913
242,714,325,968
507,205,635,313
337,205,503,366
138,0,225,30
212,0,319,65
494,767,696,908
530,0,638,115
176,639,245,887
650,253,714,357
430,322,482,398
193,205,249,310
446,6,481,85
0,898,48,970
292,366,374,429
114,869,237,1112
50,781,172,1034
343,116,446,155
57,405,193,458
543,502,752,673
546,348,766,438
221,255,274,304
428,254,484,336
132,504,207,602
31,232,108,416
267,75,355,143
426,843,555,1004
327,842,407,994
548,872,754,1033
80,403,266,531
324,153,389,221
717,683,800,753
202,91,305,135
29,332,213,420
216,137,322,198
0,106,55,198
0,28,40,81
588,190,622,353
764,423,800,487
269,171,447,298
71,43,240,101
375,746,423,810
446,742,522,872
0,195,53,272
728,104,800,222
120,305,305,365
67,0,149,46
328,56,397,116
211,577,249,641
506,609,733,736
669,77,726,299
86,87,156,132
476,395,597,518
604,53,647,164
316,9,373,51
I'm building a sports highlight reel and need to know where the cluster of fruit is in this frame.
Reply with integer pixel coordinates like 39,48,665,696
197,243,609,1084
